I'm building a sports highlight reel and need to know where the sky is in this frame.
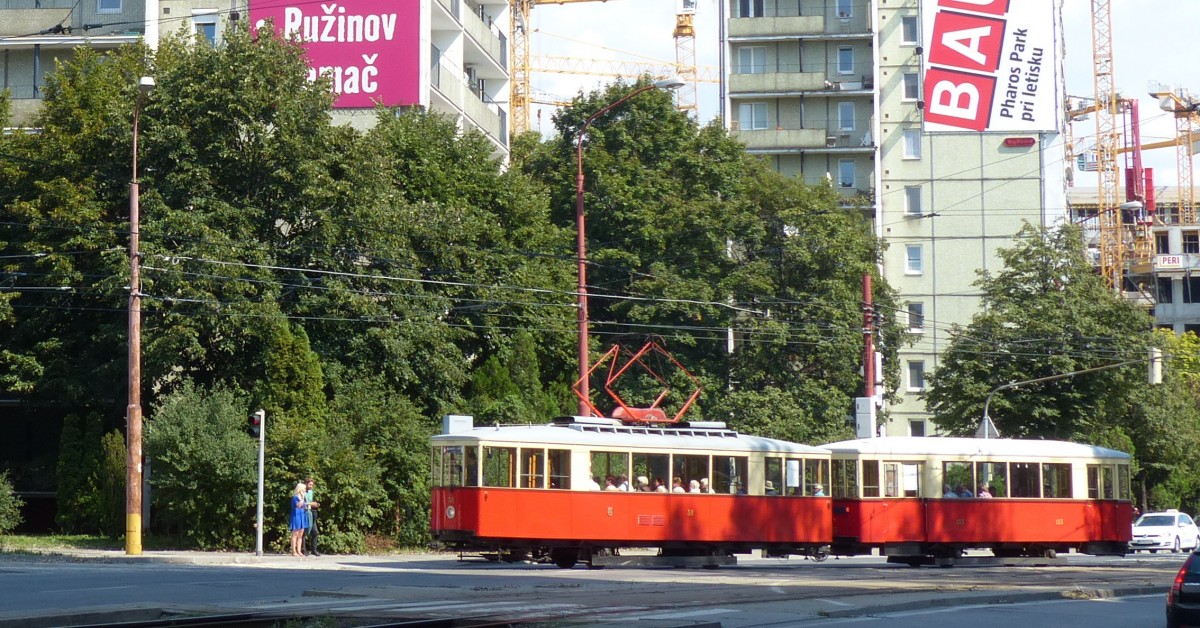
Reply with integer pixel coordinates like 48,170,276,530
530,0,1199,186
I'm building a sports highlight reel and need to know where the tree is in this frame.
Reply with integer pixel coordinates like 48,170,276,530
0,471,25,537
924,223,1157,439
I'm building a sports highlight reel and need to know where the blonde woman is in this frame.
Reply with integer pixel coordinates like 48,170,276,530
289,482,307,557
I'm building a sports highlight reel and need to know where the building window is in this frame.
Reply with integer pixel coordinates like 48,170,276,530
1158,277,1174,304
837,0,853,18
1185,230,1200,253
193,12,218,46
907,360,926,391
737,46,766,74
738,102,768,130
1156,233,1170,254
1187,277,1200,304
98,0,121,12
909,420,926,437
905,244,923,274
903,129,922,159
903,72,919,101
838,101,855,131
901,16,919,44
837,46,854,74
838,159,855,188
904,186,922,216
907,302,925,332
739,0,765,18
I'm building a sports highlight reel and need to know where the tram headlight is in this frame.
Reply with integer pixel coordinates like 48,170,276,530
445,505,456,520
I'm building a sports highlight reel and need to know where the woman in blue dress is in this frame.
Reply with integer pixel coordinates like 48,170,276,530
289,482,308,557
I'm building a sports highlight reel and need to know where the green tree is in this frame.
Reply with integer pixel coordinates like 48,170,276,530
924,223,1156,439
144,381,257,549
0,471,25,537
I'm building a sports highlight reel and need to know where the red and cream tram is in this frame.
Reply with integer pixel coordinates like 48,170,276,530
820,437,1134,564
430,414,833,568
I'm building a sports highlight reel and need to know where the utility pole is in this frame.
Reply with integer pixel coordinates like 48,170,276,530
253,409,265,557
855,274,879,438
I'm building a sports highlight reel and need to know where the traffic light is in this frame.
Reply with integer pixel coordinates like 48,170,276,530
248,410,264,438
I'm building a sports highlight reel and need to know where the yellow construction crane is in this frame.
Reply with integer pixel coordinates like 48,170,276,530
531,55,719,83
510,0,698,136
1148,82,1200,225
1089,0,1123,290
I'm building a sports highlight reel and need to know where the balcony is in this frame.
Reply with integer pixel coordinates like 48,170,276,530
461,5,506,72
729,15,824,39
729,71,826,93
731,127,827,151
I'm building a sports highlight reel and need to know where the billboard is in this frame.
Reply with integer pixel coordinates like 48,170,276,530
250,0,421,108
921,0,1058,132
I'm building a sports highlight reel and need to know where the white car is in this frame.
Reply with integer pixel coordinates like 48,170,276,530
1131,510,1200,553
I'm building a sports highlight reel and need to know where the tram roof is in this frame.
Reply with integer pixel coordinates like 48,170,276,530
432,417,829,456
820,436,1130,461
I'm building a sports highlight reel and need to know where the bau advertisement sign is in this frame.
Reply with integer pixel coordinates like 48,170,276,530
250,0,421,108
921,0,1058,132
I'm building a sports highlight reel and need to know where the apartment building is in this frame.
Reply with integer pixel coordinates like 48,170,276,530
1,0,510,157
725,0,1069,436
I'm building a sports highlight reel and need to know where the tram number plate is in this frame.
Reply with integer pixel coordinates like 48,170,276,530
1056,518,1064,526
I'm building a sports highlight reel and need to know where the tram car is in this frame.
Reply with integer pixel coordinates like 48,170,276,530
430,414,833,568
820,437,1134,565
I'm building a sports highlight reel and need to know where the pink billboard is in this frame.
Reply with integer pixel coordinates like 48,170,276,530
250,0,421,108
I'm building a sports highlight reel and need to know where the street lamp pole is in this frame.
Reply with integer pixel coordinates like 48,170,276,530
127,75,154,555
573,78,683,416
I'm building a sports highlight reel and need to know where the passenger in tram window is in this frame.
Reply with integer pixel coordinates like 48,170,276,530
956,485,974,498
943,486,958,498
688,480,701,493
699,478,712,493
604,476,619,491
588,476,602,491
653,477,669,493
636,475,650,492
765,481,778,496
977,485,992,498
812,483,824,497
617,475,630,492
672,476,686,493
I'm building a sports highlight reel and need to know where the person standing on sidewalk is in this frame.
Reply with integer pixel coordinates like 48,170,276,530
288,482,307,557
304,476,321,556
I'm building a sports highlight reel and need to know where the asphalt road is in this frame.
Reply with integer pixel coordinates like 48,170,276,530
0,550,1183,627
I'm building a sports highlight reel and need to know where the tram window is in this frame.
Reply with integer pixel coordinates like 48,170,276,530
1087,464,1116,499
547,449,570,490
520,448,545,489
882,463,899,497
943,461,973,497
1118,464,1131,500
976,462,1007,497
673,454,710,492
832,459,858,498
465,445,479,486
805,459,829,496
634,453,670,491
438,446,465,487
713,455,748,494
1010,462,1039,498
1042,463,1072,498
785,459,802,495
765,457,783,496
862,460,880,497
483,446,515,488
591,451,629,488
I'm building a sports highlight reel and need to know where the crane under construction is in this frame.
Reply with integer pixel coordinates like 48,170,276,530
509,0,699,136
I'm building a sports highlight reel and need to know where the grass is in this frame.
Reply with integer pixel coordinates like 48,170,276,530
0,533,189,552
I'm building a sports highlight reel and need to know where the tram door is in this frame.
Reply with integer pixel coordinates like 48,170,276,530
876,461,922,540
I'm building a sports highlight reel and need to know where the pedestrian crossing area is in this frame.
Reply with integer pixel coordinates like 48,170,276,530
246,596,737,623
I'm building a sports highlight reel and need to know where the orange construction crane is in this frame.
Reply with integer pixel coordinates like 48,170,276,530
510,0,698,136
1148,82,1200,225
1089,0,1123,290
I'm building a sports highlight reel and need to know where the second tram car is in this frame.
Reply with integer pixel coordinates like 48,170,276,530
430,415,833,568
820,437,1133,564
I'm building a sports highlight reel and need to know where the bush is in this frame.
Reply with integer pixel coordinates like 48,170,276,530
0,471,24,535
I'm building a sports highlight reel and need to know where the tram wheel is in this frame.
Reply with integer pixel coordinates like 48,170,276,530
550,548,578,569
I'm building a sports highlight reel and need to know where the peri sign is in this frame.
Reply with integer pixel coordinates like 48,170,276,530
250,0,420,108
921,0,1058,132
